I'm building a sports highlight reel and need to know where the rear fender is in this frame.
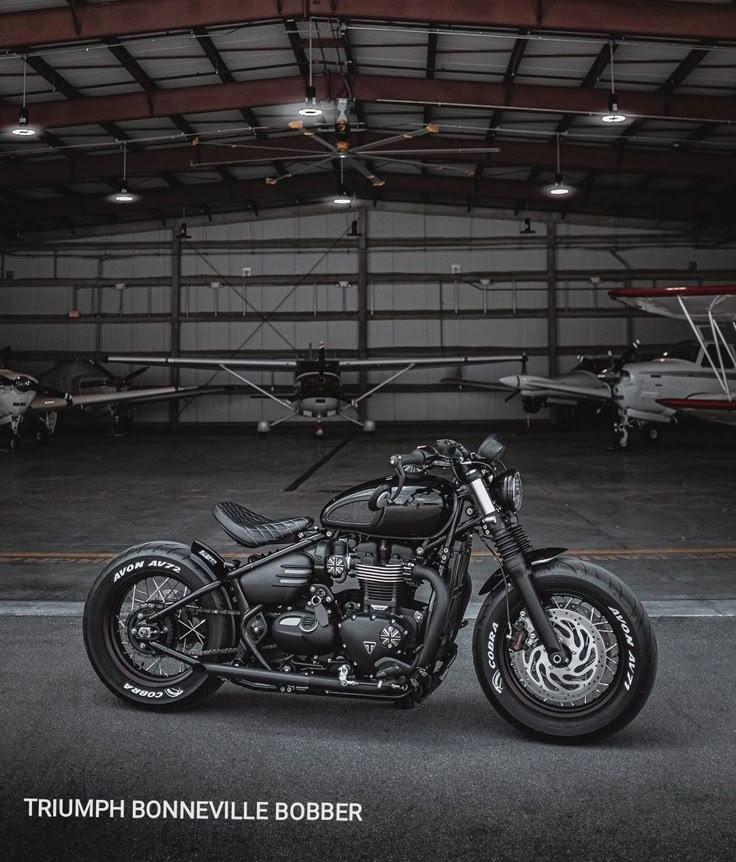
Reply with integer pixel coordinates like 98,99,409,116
191,540,228,580
478,547,567,595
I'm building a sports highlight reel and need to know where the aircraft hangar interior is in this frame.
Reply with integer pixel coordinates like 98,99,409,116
1,3,735,862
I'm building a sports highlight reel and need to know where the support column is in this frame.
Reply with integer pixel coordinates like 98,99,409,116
624,275,634,347
546,222,558,377
168,232,181,426
357,208,368,421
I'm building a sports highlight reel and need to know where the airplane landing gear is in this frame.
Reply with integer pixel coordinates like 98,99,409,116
639,423,662,446
611,414,632,450
362,419,376,434
257,420,270,435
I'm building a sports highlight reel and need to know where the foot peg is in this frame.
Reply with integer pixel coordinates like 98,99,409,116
374,657,413,680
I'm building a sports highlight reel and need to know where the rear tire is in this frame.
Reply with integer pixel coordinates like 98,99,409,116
83,542,233,709
473,557,657,741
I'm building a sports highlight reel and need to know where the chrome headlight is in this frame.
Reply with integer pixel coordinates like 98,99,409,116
492,469,523,512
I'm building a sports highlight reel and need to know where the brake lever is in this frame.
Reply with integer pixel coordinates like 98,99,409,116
388,457,406,503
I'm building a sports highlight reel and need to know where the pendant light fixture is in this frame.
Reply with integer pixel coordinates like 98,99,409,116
298,20,323,117
601,41,626,123
11,56,37,137
107,141,140,203
332,158,351,205
547,134,572,196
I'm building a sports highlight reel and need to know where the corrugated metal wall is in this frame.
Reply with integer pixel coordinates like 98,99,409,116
1,206,725,426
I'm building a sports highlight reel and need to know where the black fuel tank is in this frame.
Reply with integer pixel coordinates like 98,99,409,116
320,475,454,539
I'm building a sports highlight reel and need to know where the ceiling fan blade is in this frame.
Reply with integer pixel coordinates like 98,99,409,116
351,124,439,154
356,153,475,177
364,147,500,156
348,157,385,187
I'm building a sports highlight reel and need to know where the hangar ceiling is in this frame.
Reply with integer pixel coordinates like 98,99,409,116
2,0,736,237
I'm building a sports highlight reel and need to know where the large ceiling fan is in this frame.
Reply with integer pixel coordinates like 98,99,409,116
190,98,500,192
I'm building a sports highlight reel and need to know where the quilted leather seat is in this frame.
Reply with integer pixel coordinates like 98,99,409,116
212,501,314,548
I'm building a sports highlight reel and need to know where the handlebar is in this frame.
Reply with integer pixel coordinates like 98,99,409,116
392,448,432,467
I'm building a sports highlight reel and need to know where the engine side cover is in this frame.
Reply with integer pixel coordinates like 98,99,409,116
340,613,409,675
271,610,338,656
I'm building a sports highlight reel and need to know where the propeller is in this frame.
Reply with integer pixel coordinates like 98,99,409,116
599,340,640,385
120,366,150,387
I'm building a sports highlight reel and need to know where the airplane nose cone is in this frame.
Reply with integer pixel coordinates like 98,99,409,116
499,376,519,388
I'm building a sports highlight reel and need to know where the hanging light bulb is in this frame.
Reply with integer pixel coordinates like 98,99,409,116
602,92,626,124
601,42,626,123
298,20,323,117
332,158,351,204
11,57,37,137
548,173,571,196
107,141,140,203
546,134,573,197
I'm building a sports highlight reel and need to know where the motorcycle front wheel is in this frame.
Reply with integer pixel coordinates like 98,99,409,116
472,557,657,741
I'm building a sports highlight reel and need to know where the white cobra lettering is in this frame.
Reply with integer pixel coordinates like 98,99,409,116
124,682,163,699
487,621,499,670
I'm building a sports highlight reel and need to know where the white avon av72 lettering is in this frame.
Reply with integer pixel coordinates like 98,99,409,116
83,436,657,740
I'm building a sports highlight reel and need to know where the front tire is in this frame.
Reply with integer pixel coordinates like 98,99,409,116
83,542,233,709
473,557,657,741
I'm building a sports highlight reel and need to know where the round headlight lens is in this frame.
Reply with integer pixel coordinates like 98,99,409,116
493,469,523,512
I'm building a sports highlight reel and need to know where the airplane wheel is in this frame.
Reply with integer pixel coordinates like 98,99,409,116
362,419,376,434
639,424,662,446
257,420,270,435
35,428,49,444
8,435,21,452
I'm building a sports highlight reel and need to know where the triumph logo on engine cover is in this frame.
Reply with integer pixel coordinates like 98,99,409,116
363,641,376,654
380,626,401,649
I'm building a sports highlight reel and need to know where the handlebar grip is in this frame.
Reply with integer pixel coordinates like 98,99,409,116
397,448,427,466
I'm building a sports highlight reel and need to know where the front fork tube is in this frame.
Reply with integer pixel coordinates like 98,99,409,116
485,518,569,668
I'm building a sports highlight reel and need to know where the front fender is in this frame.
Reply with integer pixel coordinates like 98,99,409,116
478,547,567,595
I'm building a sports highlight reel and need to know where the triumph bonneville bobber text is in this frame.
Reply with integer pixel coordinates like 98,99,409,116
84,436,657,740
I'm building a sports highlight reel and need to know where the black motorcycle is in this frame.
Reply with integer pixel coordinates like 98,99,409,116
83,435,657,740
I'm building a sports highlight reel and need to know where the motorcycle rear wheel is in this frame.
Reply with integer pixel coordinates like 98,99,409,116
83,542,232,709
472,557,657,741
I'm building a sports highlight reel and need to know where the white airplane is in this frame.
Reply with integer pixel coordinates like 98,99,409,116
492,285,736,447
498,356,614,415
606,285,736,445
106,346,523,436
0,361,210,450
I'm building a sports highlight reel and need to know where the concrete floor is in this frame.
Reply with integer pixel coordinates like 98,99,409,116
1,422,735,602
1,422,735,861
1,618,734,862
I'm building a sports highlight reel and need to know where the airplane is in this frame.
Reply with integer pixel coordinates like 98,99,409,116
485,284,736,448
606,285,736,445
451,355,612,415
0,359,215,450
106,346,524,436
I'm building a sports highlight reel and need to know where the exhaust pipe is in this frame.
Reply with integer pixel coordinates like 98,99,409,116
150,642,406,696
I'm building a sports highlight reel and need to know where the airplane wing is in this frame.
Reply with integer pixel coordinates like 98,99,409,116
609,285,736,321
656,395,736,425
29,386,214,411
441,377,511,393
107,354,298,369
339,354,525,370
498,374,611,402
